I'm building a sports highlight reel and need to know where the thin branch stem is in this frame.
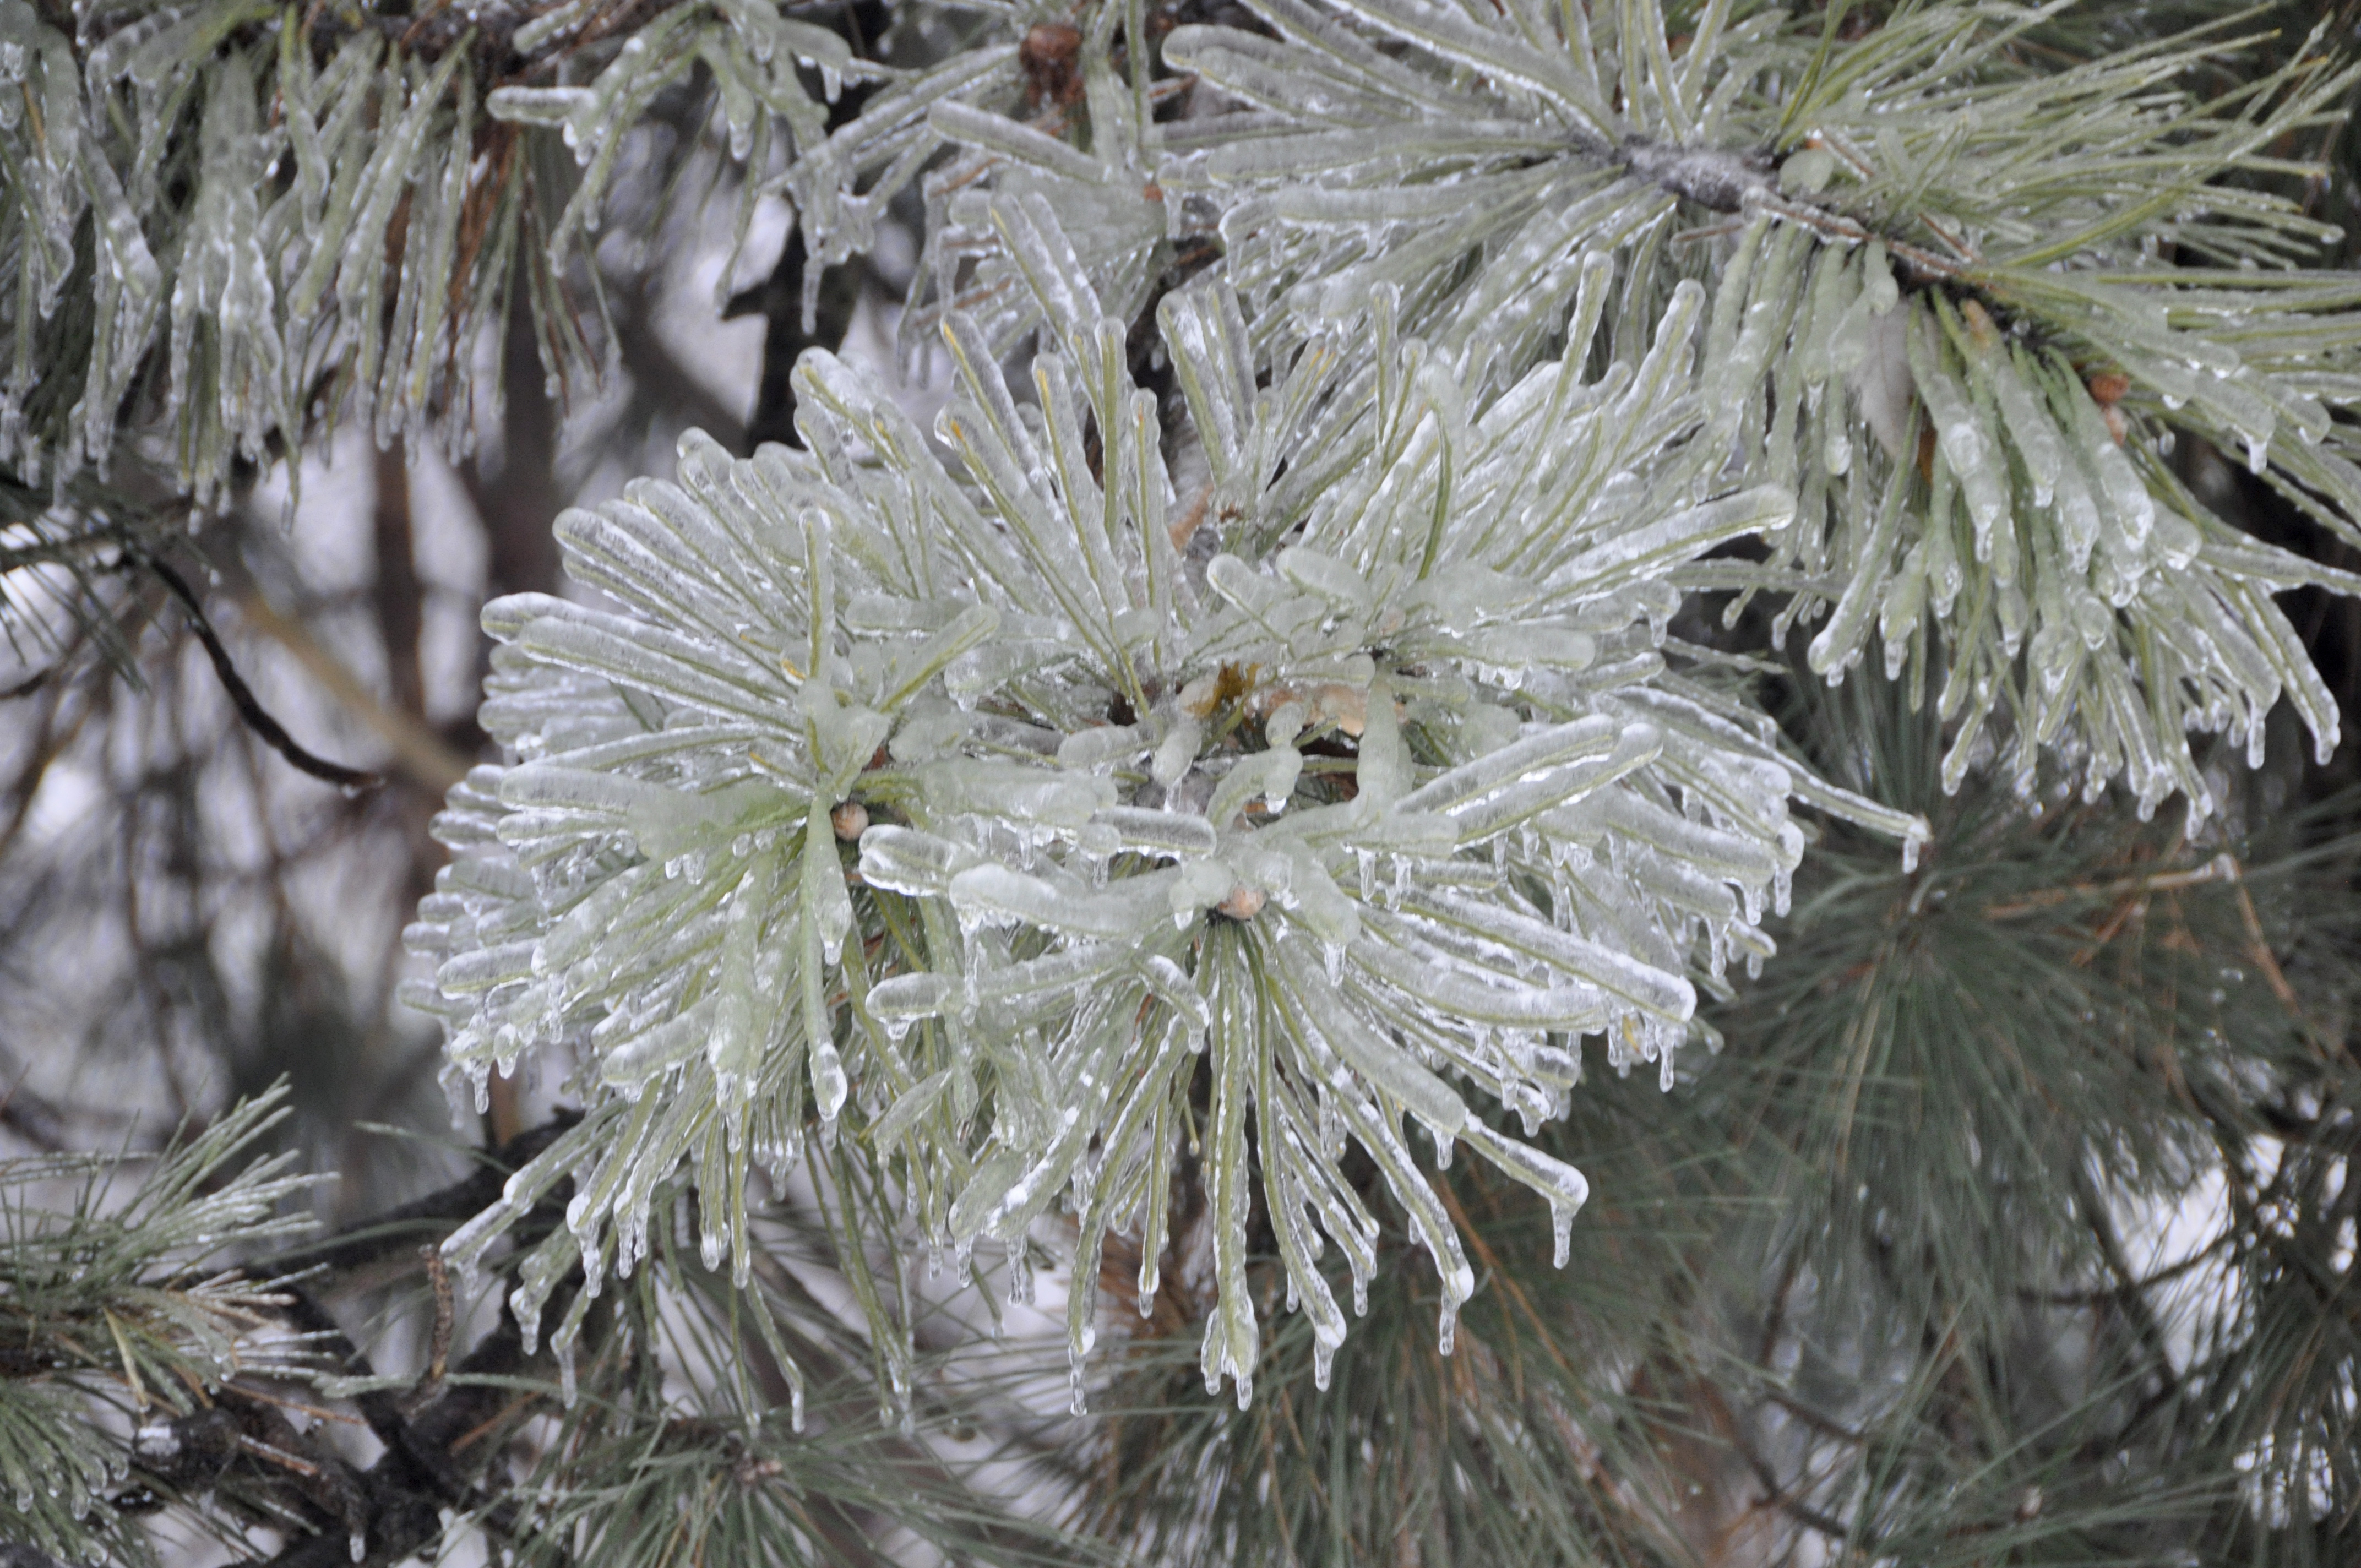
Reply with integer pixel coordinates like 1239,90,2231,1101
140,554,381,793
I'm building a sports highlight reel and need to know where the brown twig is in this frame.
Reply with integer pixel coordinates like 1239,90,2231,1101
401,1245,458,1417
1982,853,2238,919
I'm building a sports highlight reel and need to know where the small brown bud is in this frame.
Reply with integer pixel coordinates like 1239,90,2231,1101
831,801,870,841
2086,370,2131,408
1309,682,1367,737
1215,884,1267,921
1019,21,1084,108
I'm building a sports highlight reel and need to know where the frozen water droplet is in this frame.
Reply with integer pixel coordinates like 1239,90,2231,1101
1552,1204,1573,1269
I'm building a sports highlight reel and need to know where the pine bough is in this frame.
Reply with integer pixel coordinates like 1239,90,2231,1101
407,190,1928,1408
288,0,2361,1409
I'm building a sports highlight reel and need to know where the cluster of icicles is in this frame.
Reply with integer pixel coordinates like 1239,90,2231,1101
404,205,1925,1412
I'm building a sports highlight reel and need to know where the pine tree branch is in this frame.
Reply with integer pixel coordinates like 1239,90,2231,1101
140,556,382,794
1980,853,2241,919
220,579,472,794
172,1117,589,1564
1608,134,1967,280
251,1312,537,1567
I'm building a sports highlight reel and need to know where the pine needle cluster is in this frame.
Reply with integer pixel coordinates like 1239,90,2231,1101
6,0,2361,1562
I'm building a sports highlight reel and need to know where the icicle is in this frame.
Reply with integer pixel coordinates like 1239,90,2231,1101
1551,1203,1574,1268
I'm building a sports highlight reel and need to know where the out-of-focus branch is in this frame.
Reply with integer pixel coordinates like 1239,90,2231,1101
219,577,470,794
611,293,753,453
119,1116,591,1564
372,444,429,727
466,290,564,605
725,232,864,451
144,556,384,792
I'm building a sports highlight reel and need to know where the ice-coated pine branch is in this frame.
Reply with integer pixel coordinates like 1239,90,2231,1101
0,0,911,507
406,196,1922,1409
1155,0,2361,823
0,1089,318,1564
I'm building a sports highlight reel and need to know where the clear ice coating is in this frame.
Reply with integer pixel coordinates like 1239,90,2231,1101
395,0,2361,1409
0,0,909,507
406,197,1928,1408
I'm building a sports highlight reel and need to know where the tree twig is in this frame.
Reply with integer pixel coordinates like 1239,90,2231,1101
140,554,381,792
227,582,472,793
400,1246,458,1416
